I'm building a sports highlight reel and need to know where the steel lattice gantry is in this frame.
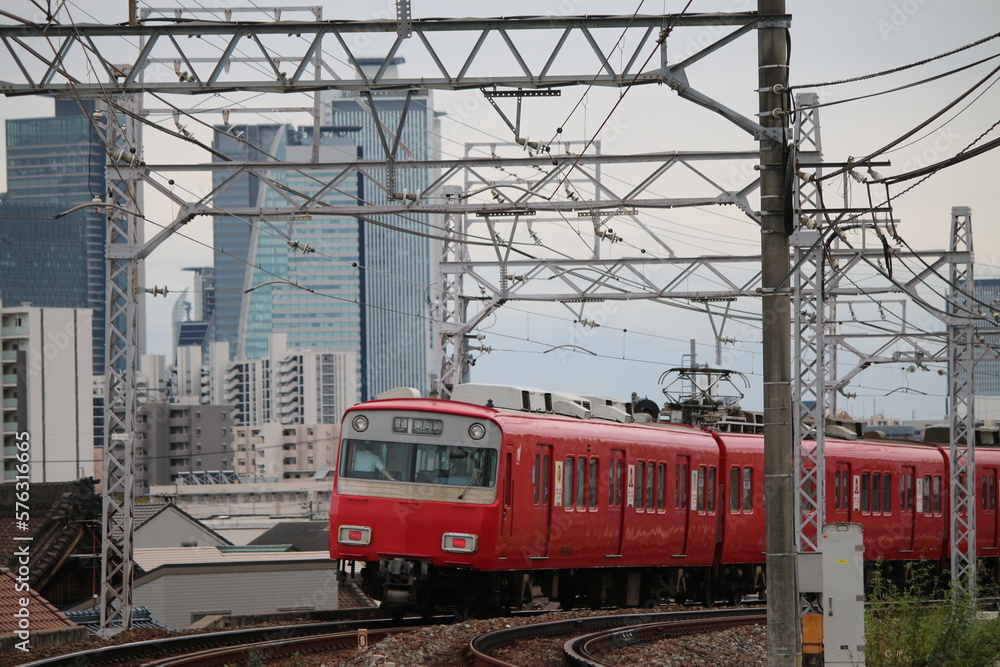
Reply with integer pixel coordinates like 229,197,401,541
0,7,794,632
949,207,977,591
0,13,786,97
98,94,143,633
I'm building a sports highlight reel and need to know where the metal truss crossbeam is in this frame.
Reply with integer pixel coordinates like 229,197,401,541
0,13,789,96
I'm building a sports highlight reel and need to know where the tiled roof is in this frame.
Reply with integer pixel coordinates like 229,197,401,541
134,547,332,572
108,502,171,541
0,568,77,635
249,521,330,551
0,479,101,593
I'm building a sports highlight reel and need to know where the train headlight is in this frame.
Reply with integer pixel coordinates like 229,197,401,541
351,414,369,432
468,423,486,440
442,532,478,554
338,525,371,546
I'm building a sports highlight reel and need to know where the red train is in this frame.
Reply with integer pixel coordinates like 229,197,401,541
329,385,1000,614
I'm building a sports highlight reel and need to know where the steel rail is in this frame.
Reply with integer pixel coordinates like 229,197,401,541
20,614,452,667
139,627,415,667
563,611,767,666
467,607,765,667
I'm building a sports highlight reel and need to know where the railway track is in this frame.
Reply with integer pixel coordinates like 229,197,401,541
19,615,453,667
467,607,767,666
20,607,764,667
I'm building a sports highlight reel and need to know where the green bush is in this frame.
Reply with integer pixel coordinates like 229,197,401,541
865,563,1000,667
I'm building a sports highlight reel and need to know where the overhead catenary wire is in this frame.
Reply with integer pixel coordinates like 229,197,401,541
788,29,1000,91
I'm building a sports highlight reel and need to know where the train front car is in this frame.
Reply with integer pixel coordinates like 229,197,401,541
330,398,504,614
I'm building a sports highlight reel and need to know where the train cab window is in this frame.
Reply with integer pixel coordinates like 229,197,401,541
341,439,497,489
882,474,892,514
860,473,870,513
657,463,666,511
563,457,574,509
743,468,753,511
576,457,586,509
922,475,932,516
933,475,942,515
707,467,716,514
636,461,646,511
730,467,741,512
588,458,598,509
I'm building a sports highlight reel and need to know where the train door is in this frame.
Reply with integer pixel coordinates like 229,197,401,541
531,445,553,557
607,449,625,556
981,468,998,551
675,455,690,555
830,461,852,522
900,465,916,552
499,450,514,557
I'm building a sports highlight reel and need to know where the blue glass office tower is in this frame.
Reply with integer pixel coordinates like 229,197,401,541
2,99,106,376
212,73,437,400
321,59,437,399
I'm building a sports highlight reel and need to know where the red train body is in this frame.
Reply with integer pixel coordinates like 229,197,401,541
329,396,1000,612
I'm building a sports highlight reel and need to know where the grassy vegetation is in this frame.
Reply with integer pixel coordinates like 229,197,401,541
865,564,1000,666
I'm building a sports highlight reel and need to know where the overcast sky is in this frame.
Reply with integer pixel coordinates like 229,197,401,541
1,0,998,421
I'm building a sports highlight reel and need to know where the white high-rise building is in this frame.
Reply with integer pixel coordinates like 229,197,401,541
1,301,94,482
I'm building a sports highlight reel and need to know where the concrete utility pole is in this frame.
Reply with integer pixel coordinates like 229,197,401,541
757,1,799,664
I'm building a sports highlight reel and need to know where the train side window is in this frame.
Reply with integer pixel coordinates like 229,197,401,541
707,467,716,514
922,475,932,516
645,463,655,512
882,473,892,514
900,474,908,512
657,463,666,511
636,461,646,511
576,457,586,509
533,454,541,505
834,471,841,510
588,458,598,509
674,465,687,509
730,467,741,512
872,473,882,513
609,461,616,507
541,454,550,505
696,467,706,512
933,475,942,515
992,475,997,511
983,475,989,511
860,473,870,513
615,459,624,507
563,457,574,509
743,467,753,511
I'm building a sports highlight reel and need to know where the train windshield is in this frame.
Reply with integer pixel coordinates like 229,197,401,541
340,439,498,488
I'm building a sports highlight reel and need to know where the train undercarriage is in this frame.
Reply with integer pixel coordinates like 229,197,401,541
339,558,767,616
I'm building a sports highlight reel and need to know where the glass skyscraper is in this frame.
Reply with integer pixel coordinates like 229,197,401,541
212,72,438,400
973,279,1000,397
2,99,107,376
